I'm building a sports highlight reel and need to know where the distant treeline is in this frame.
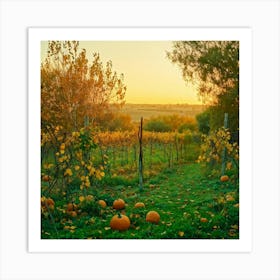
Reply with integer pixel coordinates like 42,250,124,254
117,103,206,122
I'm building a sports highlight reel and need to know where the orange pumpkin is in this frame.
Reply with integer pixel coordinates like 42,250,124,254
41,197,55,211
98,200,107,208
46,198,54,206
113,199,125,210
220,175,229,182
146,211,160,224
46,198,54,210
67,203,78,211
200,217,208,223
110,213,131,231
68,211,77,218
42,175,51,182
134,202,145,208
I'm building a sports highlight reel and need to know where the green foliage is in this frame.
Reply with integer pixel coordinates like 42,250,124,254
144,114,197,132
167,41,239,134
197,127,239,173
41,163,239,239
41,125,106,202
178,122,197,133
78,196,100,216
144,119,171,132
104,113,134,131
98,193,115,206
167,41,239,102
196,110,210,135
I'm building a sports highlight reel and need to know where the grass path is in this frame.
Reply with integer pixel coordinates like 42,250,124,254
42,163,239,239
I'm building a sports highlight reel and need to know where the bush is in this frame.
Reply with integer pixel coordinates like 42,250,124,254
144,120,171,132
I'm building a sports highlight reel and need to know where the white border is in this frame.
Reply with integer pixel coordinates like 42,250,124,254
1,1,279,279
28,27,252,253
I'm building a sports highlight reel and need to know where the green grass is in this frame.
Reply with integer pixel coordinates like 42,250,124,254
41,163,239,239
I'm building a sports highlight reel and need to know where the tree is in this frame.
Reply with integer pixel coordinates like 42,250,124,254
167,41,239,133
144,119,171,132
41,41,126,133
104,113,134,131
144,114,196,132
196,110,210,135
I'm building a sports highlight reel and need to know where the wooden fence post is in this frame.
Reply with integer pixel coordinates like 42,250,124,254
221,113,228,176
138,117,144,191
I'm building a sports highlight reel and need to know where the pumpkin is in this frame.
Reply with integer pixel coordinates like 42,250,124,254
42,175,51,182
98,200,107,208
67,202,78,211
113,199,125,210
220,175,229,182
134,202,145,208
146,211,160,224
46,198,54,206
41,197,55,211
45,198,55,210
68,211,77,218
200,217,208,223
110,213,130,231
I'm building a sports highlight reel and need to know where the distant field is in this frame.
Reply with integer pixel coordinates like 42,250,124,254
120,103,206,122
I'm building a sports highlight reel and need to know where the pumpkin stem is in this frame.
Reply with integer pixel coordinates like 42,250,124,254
117,212,122,218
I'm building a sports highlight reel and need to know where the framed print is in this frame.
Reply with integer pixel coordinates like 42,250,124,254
28,27,252,253
1,0,279,280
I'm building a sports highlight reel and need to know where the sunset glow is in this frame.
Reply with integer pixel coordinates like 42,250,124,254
41,41,200,105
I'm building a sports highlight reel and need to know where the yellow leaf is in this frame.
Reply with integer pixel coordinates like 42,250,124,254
64,168,73,176
226,194,235,202
178,231,184,237
231,225,239,230
79,196,85,202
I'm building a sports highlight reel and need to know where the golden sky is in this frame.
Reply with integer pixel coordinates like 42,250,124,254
41,41,200,104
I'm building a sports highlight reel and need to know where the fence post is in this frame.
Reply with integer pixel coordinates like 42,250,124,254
138,117,144,191
221,113,228,176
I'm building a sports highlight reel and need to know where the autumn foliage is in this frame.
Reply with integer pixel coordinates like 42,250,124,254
41,41,126,133
40,41,239,240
